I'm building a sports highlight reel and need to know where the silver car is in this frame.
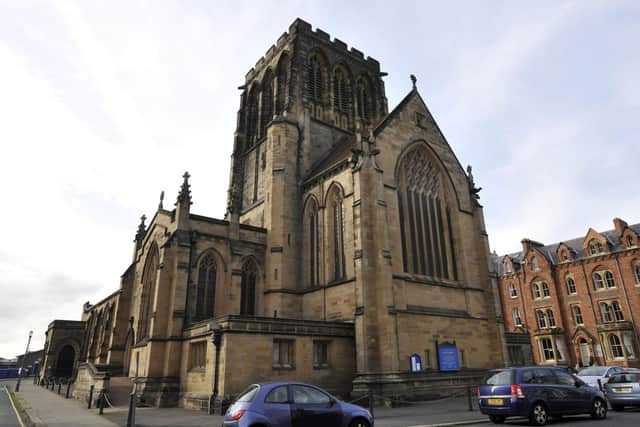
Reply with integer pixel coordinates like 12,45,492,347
603,371,640,411
577,366,625,389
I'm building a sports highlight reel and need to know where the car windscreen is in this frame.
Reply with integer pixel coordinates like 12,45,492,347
579,367,607,376
483,370,514,385
609,373,640,384
235,385,260,402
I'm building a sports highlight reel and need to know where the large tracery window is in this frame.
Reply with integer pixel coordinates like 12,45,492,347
195,253,217,320
304,198,320,287
328,187,346,282
397,146,457,280
138,244,159,342
240,259,258,316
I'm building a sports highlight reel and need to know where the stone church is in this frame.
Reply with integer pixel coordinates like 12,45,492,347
39,18,505,408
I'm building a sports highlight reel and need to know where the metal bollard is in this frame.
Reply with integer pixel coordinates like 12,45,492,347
597,379,602,391
58,383,62,394
88,384,95,409
368,391,374,419
66,382,72,398
98,389,105,415
126,391,136,427
467,386,473,411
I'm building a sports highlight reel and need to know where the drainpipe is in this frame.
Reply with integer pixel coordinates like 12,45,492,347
212,329,223,398
580,261,601,364
614,257,639,361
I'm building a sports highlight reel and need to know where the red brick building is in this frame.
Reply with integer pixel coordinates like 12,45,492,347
496,217,640,368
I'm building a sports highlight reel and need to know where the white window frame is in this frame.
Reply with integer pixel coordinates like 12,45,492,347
512,308,522,327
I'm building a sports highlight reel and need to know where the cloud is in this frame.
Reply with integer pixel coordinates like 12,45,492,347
0,0,639,358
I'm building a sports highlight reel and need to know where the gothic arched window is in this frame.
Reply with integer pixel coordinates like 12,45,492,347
566,276,576,294
275,53,290,115
245,86,259,148
259,70,274,138
332,67,350,113
240,259,258,316
138,244,159,342
355,76,373,121
308,53,326,103
304,198,320,287
396,146,457,280
328,187,346,281
196,253,217,320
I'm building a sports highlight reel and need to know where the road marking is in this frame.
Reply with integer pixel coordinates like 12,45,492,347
4,386,27,427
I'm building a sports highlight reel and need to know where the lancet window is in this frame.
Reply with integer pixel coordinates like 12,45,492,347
240,259,258,316
138,244,159,342
195,253,217,320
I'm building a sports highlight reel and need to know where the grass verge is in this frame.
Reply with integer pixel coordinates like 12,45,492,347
5,386,32,427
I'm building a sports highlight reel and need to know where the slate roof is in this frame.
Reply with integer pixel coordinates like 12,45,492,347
304,135,357,182
492,222,640,276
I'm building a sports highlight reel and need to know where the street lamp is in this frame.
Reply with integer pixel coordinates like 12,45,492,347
15,330,33,392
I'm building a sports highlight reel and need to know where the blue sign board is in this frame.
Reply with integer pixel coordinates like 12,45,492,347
437,342,460,372
410,353,422,372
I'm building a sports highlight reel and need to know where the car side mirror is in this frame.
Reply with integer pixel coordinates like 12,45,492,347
329,398,337,406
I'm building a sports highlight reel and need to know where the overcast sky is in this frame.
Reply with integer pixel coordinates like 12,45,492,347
1,0,638,358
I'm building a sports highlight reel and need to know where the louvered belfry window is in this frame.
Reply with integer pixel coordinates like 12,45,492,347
308,55,323,102
333,68,349,112
397,147,457,280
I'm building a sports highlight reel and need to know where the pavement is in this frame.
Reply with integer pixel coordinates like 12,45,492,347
10,382,116,427
6,381,640,427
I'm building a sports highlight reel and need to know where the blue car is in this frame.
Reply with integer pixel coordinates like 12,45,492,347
478,366,607,425
222,381,373,427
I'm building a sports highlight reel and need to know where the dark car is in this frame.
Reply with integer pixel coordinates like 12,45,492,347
222,381,373,427
478,366,607,425
603,371,640,411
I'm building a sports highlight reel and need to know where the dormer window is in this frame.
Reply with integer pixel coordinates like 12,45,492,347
531,257,539,271
589,239,604,255
627,235,635,248
561,250,568,261
505,261,513,275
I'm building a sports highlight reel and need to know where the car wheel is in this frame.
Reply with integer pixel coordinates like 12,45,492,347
489,414,506,424
529,402,548,426
349,418,370,427
591,398,607,419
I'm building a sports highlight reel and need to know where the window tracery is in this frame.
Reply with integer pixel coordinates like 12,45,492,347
396,147,457,280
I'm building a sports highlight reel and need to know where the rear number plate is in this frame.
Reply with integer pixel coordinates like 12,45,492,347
614,387,632,393
488,398,503,405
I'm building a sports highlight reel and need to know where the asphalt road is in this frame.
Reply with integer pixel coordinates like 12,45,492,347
495,408,640,426
0,386,19,427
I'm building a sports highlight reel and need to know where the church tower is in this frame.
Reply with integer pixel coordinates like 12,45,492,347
226,18,390,317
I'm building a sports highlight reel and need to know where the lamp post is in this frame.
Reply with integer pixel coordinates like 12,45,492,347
15,330,33,392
